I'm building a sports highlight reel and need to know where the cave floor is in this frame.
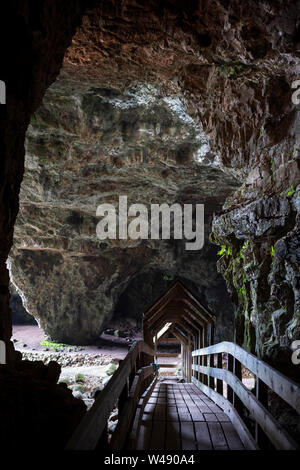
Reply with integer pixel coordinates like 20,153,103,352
12,324,133,358
135,379,244,450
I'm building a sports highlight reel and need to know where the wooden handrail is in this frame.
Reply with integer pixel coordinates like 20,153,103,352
128,375,158,449
192,341,300,414
65,341,155,450
110,364,156,449
192,341,300,450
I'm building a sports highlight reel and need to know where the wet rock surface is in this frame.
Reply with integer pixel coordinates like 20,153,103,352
211,189,300,381
9,82,238,344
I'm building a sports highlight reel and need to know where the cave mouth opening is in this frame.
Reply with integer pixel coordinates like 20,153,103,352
8,72,240,349
7,0,246,365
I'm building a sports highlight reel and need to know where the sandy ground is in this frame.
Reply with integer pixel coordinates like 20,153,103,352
12,324,136,359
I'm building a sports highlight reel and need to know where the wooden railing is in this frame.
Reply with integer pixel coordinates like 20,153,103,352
192,341,300,450
65,341,155,450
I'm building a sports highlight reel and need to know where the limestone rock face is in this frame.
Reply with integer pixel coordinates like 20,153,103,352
211,188,300,380
9,83,238,343
9,283,36,325
3,1,300,372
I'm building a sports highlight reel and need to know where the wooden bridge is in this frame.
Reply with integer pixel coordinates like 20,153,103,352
66,281,300,451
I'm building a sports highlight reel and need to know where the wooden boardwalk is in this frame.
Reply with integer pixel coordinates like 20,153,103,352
66,341,300,450
136,378,244,450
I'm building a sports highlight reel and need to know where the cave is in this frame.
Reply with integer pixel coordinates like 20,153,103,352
0,0,299,453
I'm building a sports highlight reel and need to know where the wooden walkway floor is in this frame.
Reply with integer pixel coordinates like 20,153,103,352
136,378,244,450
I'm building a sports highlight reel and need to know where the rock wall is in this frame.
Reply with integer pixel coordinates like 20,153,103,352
2,1,300,373
211,173,300,381
0,0,91,361
0,0,93,447
9,283,37,325
9,80,238,343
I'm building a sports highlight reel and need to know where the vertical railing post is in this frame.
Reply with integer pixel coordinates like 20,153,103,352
233,358,243,414
227,354,234,403
196,332,199,383
203,326,208,386
118,378,129,414
209,352,214,389
185,345,188,382
182,345,184,381
255,378,269,449
187,336,191,382
216,353,223,395
183,345,186,381
192,335,196,380
199,327,203,383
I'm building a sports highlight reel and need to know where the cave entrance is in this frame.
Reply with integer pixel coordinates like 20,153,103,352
143,280,215,381
7,3,239,351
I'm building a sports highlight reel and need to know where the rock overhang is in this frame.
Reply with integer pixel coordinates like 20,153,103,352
8,77,239,344
6,1,300,357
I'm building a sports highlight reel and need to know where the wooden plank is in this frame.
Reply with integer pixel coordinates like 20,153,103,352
227,354,234,403
195,404,211,414
154,404,166,421
206,404,222,413
148,397,157,404
215,412,231,422
166,408,179,422
144,403,156,415
255,377,269,449
166,422,181,450
194,366,299,450
208,422,228,450
149,420,166,450
157,398,167,404
186,405,204,421
233,358,243,414
157,363,178,368
192,377,258,450
177,404,189,412
175,399,185,405
144,286,179,322
157,353,180,357
159,338,180,344
194,422,212,450
136,421,153,450
178,411,192,422
167,398,176,404
202,327,208,386
181,422,197,450
208,353,215,389
217,353,223,395
221,422,244,450
204,413,218,422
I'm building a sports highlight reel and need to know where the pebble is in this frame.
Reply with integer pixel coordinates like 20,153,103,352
19,350,112,367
